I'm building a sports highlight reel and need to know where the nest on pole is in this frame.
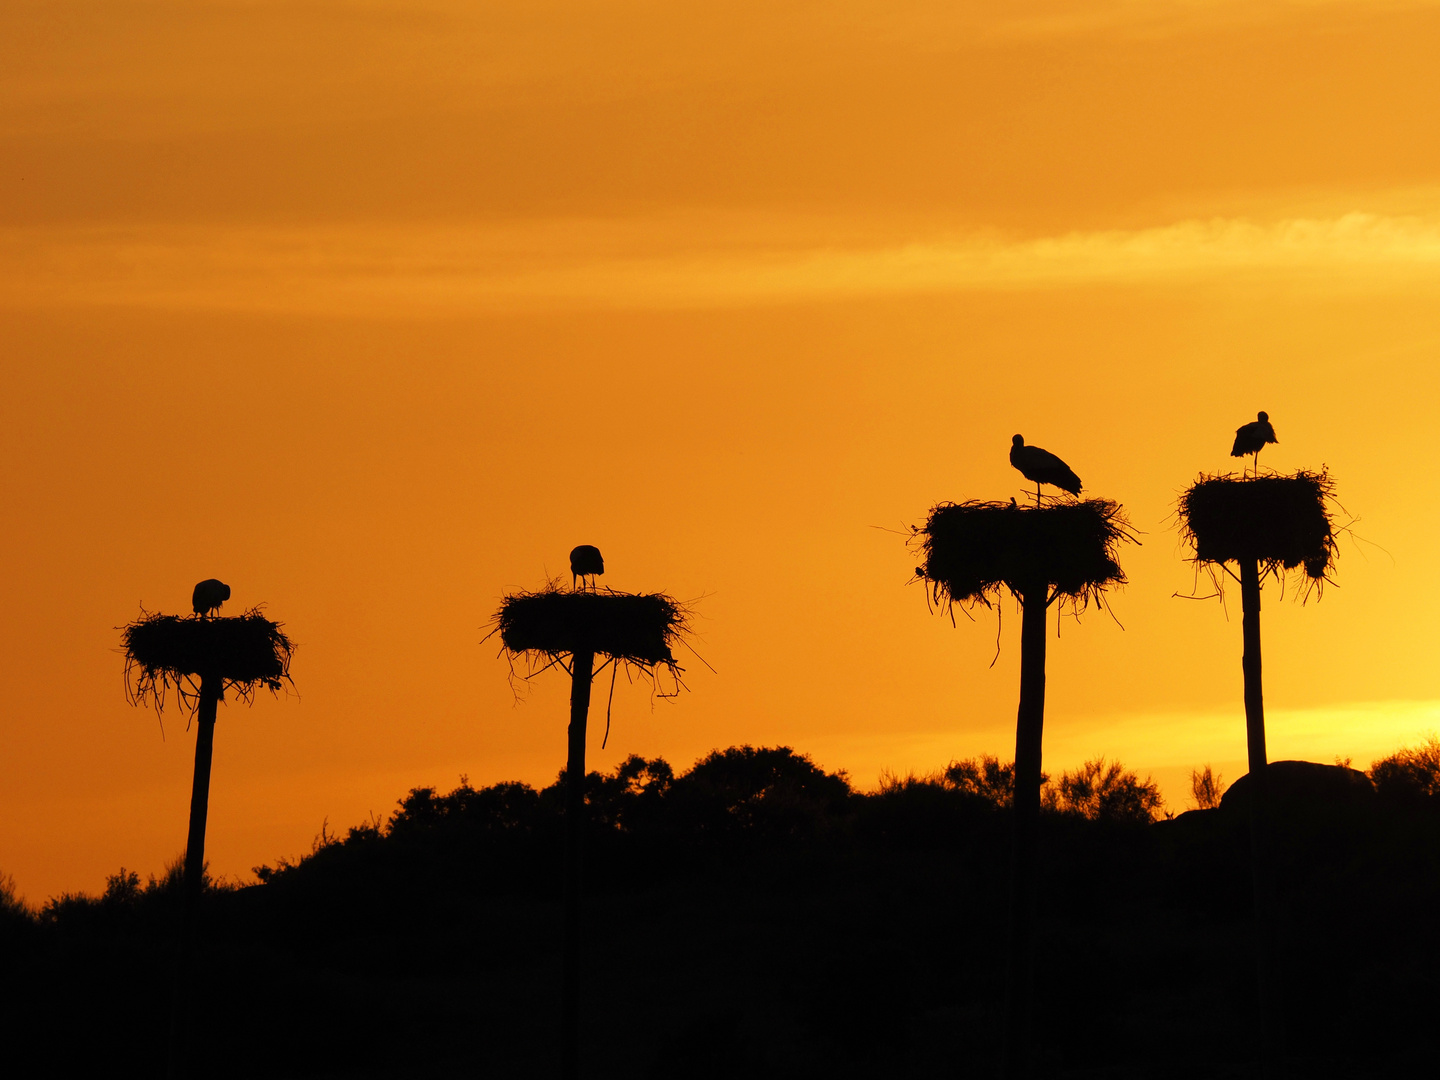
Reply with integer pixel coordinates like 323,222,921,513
122,608,295,711
1178,470,1337,590
913,499,1136,611
493,583,688,675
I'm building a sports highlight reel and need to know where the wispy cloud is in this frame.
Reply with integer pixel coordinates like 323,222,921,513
6,2,1435,139
5,210,1440,315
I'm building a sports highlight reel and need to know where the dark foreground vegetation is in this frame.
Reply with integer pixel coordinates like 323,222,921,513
4,740,1439,1078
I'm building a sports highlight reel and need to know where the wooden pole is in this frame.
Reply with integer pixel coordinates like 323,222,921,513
1001,583,1048,1080
561,649,595,1080
1240,558,1281,1075
166,672,222,1080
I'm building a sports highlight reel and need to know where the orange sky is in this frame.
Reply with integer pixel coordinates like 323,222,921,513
5,0,1440,903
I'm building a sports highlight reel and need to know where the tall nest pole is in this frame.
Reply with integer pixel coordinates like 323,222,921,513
912,499,1135,1080
121,607,294,1080
491,583,688,1080
1177,469,1337,1075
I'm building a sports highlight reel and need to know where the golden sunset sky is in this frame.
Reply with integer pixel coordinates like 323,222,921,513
5,0,1440,902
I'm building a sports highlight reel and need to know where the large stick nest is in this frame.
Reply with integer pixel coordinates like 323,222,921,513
122,608,295,710
914,499,1136,609
1178,470,1337,585
495,585,687,668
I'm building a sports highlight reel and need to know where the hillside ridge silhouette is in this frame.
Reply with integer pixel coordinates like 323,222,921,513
4,738,1439,1078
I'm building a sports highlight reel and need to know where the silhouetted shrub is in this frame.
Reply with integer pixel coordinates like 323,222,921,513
944,755,1022,808
0,871,30,925
29,856,233,936
1190,765,1227,810
663,746,852,844
1053,758,1165,824
861,768,1007,849
102,868,144,908
1369,736,1440,807
860,756,1066,847
682,746,848,801
578,754,675,832
389,779,546,838
248,749,855,904
874,769,948,796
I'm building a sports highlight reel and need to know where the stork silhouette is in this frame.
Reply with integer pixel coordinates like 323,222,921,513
569,546,604,591
1010,435,1082,504
191,579,230,618
1231,411,1278,476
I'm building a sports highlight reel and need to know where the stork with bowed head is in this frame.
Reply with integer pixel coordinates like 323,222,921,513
569,546,604,592
1231,411,1278,476
1009,434,1083,505
192,578,231,618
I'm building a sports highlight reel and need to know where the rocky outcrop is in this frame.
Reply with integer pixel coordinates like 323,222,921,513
1218,760,1375,818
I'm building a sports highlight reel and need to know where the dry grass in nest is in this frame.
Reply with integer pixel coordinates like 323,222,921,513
1178,470,1337,589
122,608,295,711
913,499,1136,611
494,584,687,669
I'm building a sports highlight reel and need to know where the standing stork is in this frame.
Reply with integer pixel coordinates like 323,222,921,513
1231,411,1278,476
192,578,230,618
1009,435,1083,504
569,546,604,591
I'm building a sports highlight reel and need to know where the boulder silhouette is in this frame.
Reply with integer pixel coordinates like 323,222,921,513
1219,760,1375,819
